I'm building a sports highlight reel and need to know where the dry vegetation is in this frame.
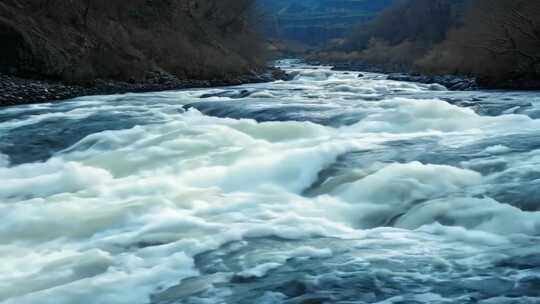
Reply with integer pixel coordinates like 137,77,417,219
0,0,267,84
315,0,540,88
419,0,540,87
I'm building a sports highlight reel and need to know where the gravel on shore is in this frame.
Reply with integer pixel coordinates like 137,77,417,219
0,69,290,107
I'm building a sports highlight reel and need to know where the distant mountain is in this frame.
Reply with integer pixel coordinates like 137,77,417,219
257,0,393,45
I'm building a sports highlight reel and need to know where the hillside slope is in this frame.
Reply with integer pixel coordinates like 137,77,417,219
312,0,540,89
0,0,266,84
258,0,392,46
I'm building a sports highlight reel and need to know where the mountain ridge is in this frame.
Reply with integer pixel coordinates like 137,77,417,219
258,0,393,45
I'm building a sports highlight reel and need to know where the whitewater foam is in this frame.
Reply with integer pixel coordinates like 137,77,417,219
0,61,539,303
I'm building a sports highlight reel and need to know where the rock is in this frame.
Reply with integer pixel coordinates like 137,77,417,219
0,67,288,107
268,68,292,82
387,73,477,91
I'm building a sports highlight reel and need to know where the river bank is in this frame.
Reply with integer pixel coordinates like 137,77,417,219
311,60,479,91
0,68,290,107
311,59,540,91
0,0,274,107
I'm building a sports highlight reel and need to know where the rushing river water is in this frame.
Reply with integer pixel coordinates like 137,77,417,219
1,60,540,304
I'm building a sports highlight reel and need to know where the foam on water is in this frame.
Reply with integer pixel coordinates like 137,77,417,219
1,60,540,303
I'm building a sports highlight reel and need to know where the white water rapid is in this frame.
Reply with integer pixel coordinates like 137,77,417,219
1,60,540,304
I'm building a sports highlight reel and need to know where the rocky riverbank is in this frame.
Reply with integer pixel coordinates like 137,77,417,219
0,69,290,107
0,0,274,107
312,60,479,91
386,74,478,91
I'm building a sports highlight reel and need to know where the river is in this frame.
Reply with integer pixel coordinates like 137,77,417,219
1,60,540,304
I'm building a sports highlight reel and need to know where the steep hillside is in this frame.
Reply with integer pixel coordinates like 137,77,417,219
258,0,392,46
0,0,266,84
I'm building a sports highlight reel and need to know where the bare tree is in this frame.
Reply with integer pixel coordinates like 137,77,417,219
417,0,540,85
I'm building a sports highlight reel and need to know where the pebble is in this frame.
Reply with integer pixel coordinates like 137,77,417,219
0,68,290,107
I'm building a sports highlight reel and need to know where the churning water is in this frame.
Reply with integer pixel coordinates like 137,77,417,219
1,60,540,304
